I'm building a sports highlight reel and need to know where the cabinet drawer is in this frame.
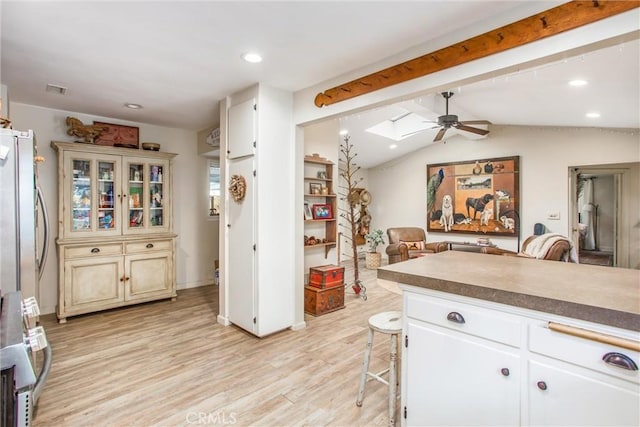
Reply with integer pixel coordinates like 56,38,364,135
126,240,172,253
65,244,123,259
529,323,640,384
406,293,521,347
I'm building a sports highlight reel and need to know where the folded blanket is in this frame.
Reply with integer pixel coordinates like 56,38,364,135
523,233,577,262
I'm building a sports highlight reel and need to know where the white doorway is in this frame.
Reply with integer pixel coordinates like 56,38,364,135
569,163,640,269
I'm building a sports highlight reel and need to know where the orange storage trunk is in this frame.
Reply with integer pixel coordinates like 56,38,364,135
304,286,345,316
309,264,345,289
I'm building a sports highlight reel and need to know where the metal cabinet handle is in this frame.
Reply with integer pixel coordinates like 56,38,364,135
537,381,547,390
447,311,465,324
146,243,154,249
91,248,100,253
501,368,510,377
603,352,638,371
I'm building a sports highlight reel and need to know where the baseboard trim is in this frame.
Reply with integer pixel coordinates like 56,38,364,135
216,314,231,326
177,280,214,290
290,321,307,331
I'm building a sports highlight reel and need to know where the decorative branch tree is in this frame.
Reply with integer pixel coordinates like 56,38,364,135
338,134,367,300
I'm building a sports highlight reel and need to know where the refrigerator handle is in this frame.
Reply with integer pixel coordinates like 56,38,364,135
36,185,50,280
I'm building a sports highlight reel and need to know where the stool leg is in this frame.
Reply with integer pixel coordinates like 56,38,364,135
356,327,374,407
388,333,398,426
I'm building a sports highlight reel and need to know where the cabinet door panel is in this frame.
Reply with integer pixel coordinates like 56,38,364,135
64,151,121,238
64,256,124,309
125,252,173,300
227,156,256,333
227,98,255,159
528,359,640,426
405,321,520,426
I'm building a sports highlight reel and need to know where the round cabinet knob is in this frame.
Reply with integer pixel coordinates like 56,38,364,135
501,368,510,377
537,381,548,391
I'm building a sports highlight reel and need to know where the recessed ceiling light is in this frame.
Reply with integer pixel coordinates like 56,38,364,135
124,103,143,109
339,129,349,136
389,144,398,150
242,52,262,63
586,112,601,118
569,79,588,87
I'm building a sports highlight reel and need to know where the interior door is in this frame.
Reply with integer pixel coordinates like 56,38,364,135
227,155,256,333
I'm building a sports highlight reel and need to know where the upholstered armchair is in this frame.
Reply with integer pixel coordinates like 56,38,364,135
482,234,573,261
386,227,448,264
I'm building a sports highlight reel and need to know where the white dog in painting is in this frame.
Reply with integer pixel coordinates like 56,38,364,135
500,215,515,230
440,194,454,232
480,207,493,226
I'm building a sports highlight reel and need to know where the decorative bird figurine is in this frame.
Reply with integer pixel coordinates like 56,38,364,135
427,167,445,213
66,116,108,143
472,160,482,175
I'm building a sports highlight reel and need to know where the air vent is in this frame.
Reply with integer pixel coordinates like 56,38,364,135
45,84,67,95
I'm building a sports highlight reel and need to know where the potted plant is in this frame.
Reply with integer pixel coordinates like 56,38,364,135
364,229,385,269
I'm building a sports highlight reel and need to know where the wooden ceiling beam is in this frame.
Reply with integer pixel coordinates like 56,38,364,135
314,1,639,108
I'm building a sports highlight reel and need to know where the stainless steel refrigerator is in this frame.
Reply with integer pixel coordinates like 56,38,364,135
0,128,49,298
0,128,52,425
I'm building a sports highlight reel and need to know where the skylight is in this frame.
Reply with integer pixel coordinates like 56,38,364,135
365,108,435,141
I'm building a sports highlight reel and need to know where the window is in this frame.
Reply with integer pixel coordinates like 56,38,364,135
209,160,220,216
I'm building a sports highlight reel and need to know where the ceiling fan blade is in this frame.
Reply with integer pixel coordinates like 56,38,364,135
433,127,447,142
454,123,490,136
460,120,492,125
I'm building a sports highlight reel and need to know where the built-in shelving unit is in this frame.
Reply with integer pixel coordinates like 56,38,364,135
304,155,336,259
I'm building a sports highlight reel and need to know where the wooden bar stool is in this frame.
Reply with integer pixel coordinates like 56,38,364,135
356,310,402,426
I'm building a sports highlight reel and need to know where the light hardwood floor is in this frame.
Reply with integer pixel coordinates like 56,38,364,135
34,261,402,426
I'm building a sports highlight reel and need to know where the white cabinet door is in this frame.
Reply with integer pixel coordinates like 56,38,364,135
64,255,124,312
404,320,520,426
227,98,255,159
528,359,640,426
125,251,173,301
227,155,256,333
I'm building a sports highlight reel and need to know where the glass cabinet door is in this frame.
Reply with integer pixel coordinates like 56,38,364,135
149,163,164,228
65,152,121,238
97,161,116,230
128,162,145,230
123,158,169,234
71,159,92,231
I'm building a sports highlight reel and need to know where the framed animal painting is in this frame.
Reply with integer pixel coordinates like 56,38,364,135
426,156,519,236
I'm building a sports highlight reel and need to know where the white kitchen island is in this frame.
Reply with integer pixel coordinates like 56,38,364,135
378,251,640,427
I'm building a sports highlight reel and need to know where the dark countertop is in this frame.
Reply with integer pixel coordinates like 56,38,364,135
378,251,640,332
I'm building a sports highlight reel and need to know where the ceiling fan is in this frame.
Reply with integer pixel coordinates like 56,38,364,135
424,91,492,142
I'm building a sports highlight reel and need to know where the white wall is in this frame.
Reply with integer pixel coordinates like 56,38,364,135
10,103,214,314
367,125,640,266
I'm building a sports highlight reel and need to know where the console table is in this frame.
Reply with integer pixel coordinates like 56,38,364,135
442,240,497,252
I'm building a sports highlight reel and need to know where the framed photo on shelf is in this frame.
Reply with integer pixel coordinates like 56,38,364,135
309,182,322,195
304,202,313,220
312,203,332,220
317,171,327,179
